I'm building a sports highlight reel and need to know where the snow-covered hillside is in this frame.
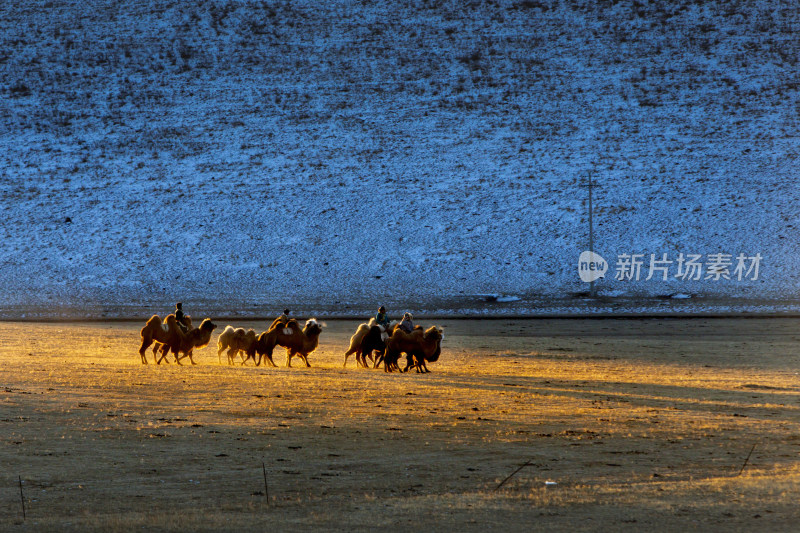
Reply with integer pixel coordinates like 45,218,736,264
1,0,798,318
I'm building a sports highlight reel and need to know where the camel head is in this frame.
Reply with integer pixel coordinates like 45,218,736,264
303,318,323,337
423,326,443,344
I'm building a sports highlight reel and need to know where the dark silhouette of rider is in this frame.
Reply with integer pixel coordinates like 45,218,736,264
399,312,414,333
174,302,189,333
375,306,390,328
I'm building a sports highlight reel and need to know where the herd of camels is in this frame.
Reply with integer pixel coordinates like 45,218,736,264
138,314,444,373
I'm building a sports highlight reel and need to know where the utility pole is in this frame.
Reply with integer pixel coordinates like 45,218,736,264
588,170,595,298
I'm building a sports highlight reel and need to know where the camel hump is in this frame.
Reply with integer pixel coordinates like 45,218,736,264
199,318,217,331
141,315,164,335
282,322,300,336
392,328,416,340
164,314,185,338
268,318,288,333
352,323,370,338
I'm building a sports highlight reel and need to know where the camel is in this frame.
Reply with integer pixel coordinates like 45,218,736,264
255,318,323,367
139,314,189,364
343,319,373,368
217,326,258,365
157,315,217,365
361,323,398,368
374,325,422,370
403,328,444,373
344,319,398,368
381,326,444,373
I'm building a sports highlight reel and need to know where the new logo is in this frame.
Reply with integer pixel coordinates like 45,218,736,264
578,251,607,283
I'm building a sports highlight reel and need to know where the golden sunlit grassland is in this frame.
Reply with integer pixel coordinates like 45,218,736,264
1,318,799,531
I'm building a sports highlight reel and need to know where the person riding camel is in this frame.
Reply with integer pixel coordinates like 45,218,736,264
375,306,392,341
270,309,292,331
174,302,189,333
375,306,390,329
399,312,414,333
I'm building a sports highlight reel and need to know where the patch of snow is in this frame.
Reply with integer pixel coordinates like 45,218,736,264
0,2,797,318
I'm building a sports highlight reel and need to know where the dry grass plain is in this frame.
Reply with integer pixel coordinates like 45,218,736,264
1,318,799,532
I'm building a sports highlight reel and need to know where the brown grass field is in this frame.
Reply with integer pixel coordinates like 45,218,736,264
1,318,799,532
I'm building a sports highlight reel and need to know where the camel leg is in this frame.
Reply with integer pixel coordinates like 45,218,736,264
228,347,239,365
258,342,278,367
139,338,152,364
389,353,401,373
188,350,197,365
374,349,385,368
403,354,414,373
258,353,272,367
383,350,395,373
298,352,310,367
343,347,356,368
153,342,163,364
156,344,170,365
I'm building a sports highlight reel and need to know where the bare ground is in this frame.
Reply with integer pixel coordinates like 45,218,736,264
1,318,799,532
